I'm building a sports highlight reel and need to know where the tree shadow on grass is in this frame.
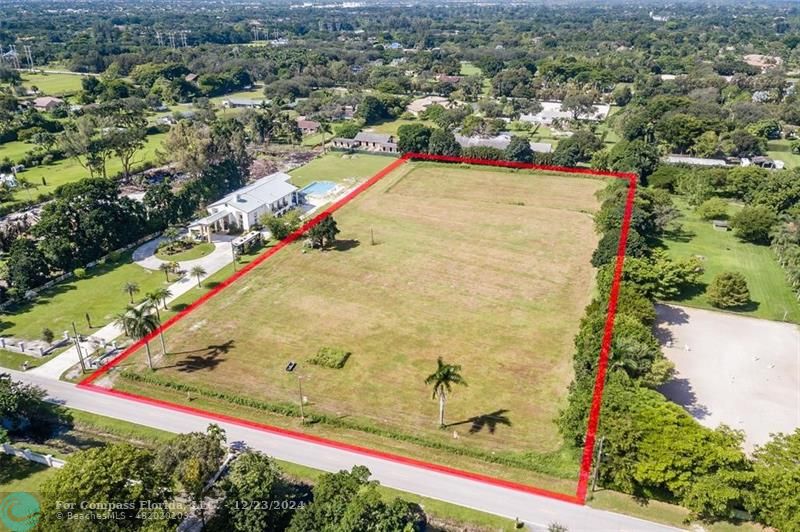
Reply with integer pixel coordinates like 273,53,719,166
159,340,234,373
660,226,696,243
330,239,360,252
170,303,190,312
0,455,49,485
446,409,512,435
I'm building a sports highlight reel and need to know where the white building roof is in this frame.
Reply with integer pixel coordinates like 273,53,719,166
209,172,297,214
519,101,610,124
455,133,552,153
663,155,728,167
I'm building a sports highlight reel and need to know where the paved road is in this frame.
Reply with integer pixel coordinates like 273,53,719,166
6,369,679,531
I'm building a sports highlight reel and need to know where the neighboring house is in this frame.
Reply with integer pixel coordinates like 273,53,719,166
519,101,610,125
33,96,64,112
332,132,398,153
222,98,269,109
743,156,785,170
296,118,321,135
0,173,18,188
188,172,298,241
454,133,552,153
406,95,452,116
436,74,463,84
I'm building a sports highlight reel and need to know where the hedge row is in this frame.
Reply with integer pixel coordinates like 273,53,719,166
119,370,579,479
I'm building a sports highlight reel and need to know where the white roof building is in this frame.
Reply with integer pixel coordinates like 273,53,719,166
455,133,552,153
189,172,299,241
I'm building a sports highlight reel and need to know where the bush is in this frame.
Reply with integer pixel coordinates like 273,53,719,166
696,197,729,220
308,347,351,369
706,271,750,309
730,206,778,244
106,250,122,263
41,328,54,344
72,267,87,279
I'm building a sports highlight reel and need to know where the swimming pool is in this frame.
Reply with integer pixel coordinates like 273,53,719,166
300,180,337,196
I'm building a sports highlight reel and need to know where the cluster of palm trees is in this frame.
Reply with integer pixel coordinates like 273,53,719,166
157,262,207,287
113,288,172,370
770,215,800,300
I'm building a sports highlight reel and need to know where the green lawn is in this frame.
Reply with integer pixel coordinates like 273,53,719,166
301,131,326,147
661,199,800,322
766,139,800,169
209,86,267,107
20,72,87,96
0,249,170,342
0,348,51,371
459,61,481,76
288,151,398,188
0,455,56,492
369,118,435,136
155,241,215,262
0,140,37,164
5,133,166,206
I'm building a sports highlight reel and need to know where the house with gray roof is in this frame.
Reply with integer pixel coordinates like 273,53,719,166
455,133,552,153
332,132,398,153
188,172,298,241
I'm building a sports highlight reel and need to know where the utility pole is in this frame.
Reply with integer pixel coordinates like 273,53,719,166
180,31,188,48
72,321,87,373
155,31,163,47
297,376,305,424
168,32,176,49
590,436,605,493
231,242,237,271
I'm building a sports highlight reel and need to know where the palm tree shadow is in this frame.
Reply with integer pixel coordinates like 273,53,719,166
446,409,512,435
160,340,235,372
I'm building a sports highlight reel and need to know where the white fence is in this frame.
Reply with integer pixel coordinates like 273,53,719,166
1,443,66,468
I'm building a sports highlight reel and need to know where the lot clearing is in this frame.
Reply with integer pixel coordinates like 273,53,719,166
110,161,606,484
657,304,800,451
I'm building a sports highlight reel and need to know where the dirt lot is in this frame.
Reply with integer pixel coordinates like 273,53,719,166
657,304,800,451
116,162,606,457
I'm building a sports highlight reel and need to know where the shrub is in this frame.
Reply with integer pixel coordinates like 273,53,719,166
706,271,750,309
309,347,351,369
106,250,122,263
41,328,54,344
72,267,87,279
696,197,729,220
730,206,778,244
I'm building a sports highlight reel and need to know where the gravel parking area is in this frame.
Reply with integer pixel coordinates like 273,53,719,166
656,304,800,451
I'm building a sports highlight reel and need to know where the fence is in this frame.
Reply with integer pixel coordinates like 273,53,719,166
1,443,66,468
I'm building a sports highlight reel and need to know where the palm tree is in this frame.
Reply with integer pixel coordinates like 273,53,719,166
122,304,160,370
159,262,173,282
425,357,468,428
122,281,140,303
112,309,132,336
146,287,172,314
317,119,332,153
190,265,206,288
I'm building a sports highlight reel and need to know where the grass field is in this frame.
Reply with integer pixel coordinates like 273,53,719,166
0,249,169,342
115,162,604,477
661,199,800,323
0,140,36,164
4,133,166,206
766,139,800,169
369,118,435,136
20,72,88,96
288,152,398,188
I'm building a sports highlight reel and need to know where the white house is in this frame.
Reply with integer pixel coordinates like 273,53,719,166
189,172,298,241
520,101,610,125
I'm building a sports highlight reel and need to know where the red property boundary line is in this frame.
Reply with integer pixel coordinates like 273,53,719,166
78,152,636,506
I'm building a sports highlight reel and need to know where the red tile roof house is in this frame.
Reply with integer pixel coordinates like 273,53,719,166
32,96,64,112
296,118,321,135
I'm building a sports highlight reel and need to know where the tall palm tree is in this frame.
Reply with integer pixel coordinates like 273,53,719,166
122,281,140,303
190,265,206,288
123,304,160,370
112,309,132,336
317,119,332,153
425,357,468,428
159,262,173,282
146,287,172,316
